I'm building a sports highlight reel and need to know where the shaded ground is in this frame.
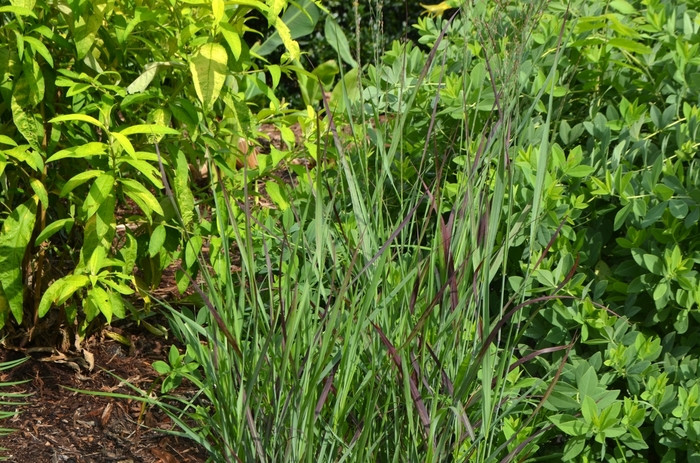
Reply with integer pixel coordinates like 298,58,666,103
0,319,209,463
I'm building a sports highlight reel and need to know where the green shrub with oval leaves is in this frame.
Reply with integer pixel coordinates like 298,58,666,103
0,0,323,340
502,0,700,460
336,0,700,460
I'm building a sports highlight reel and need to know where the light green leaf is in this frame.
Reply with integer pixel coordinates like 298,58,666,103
642,253,663,275
549,414,590,437
89,286,112,323
38,275,88,318
268,64,281,89
56,275,90,306
46,142,107,163
220,23,242,61
324,16,357,67
0,136,18,147
126,62,160,94
35,218,74,246
29,177,49,210
253,0,319,56
0,6,37,17
100,277,134,296
0,197,38,324
23,36,53,68
565,165,595,178
83,286,102,322
608,38,652,55
212,0,225,23
653,280,669,301
83,173,115,219
190,43,228,111
37,278,64,318
265,180,289,210
50,113,105,130
60,170,104,197
11,85,42,153
581,395,598,425
609,0,636,15
267,0,285,20
149,224,166,258
120,178,164,217
125,61,187,95
152,360,171,375
185,235,203,268
108,289,125,319
75,8,105,60
118,124,180,136
111,131,136,159
173,150,195,227
66,83,92,97
22,55,44,107
275,17,300,60
653,184,674,201
118,159,164,189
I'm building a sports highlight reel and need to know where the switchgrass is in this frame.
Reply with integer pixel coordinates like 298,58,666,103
117,1,571,461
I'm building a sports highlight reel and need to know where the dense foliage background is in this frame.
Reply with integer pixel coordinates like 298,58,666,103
1,0,700,461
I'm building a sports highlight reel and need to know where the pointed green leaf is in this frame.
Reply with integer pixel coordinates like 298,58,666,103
324,16,357,67
111,131,136,159
0,136,18,147
212,0,225,23
83,173,115,219
46,142,107,163
149,224,167,258
38,278,65,318
173,150,195,227
56,275,90,306
581,395,598,425
608,38,652,55
60,170,104,197
108,289,125,319
118,159,164,189
29,177,49,210
88,286,112,323
118,124,180,137
11,84,42,153
22,58,44,107
0,197,38,324
50,114,105,130
35,218,74,246
265,180,289,210
126,62,160,95
0,6,37,17
549,414,590,437
23,36,53,68
275,17,300,60
120,178,164,217
190,43,228,111
220,23,242,60
75,9,104,60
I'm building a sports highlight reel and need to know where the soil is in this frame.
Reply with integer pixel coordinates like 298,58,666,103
0,317,210,463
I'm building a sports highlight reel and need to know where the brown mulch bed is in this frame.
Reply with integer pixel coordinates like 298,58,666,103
0,319,210,463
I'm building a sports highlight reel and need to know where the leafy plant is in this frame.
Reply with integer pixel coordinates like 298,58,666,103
0,0,319,341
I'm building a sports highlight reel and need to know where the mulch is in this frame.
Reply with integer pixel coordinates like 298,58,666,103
0,317,210,463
